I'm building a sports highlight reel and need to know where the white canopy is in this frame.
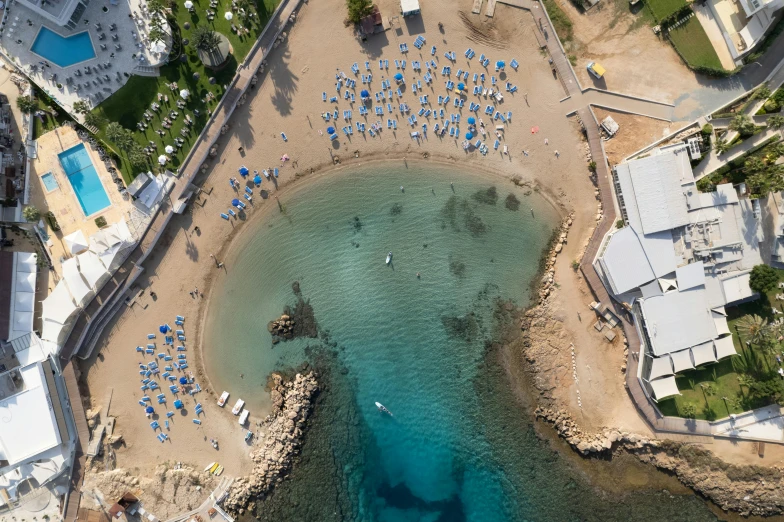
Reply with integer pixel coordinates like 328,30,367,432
691,341,717,367
179,89,190,99
16,252,37,271
670,349,694,373
158,155,168,165
149,40,167,53
165,145,174,154
61,258,92,305
14,291,34,312
224,11,232,20
649,376,681,401
89,230,112,252
63,230,89,255
98,243,122,270
184,0,193,7
648,355,674,380
40,318,67,344
13,311,33,332
76,250,107,289
41,281,77,325
16,271,36,293
714,336,737,360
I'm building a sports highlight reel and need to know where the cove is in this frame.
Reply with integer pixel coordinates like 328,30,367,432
204,163,716,521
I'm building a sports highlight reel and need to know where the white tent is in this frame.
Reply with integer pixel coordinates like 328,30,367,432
63,230,89,255
41,282,77,325
16,252,37,271
16,272,36,293
648,355,674,380
89,229,112,252
98,243,122,270
40,318,67,344
14,292,34,312
104,220,133,245
649,376,680,401
670,348,694,373
13,311,33,332
77,250,107,289
691,341,717,367
61,258,92,305
714,336,737,360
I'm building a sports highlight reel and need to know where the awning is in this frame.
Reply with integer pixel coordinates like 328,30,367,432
76,250,107,289
14,291,34,312
691,340,717,367
16,272,36,293
714,336,737,360
649,376,680,401
41,318,67,344
41,281,77,325
62,258,92,305
16,252,37,271
648,355,674,380
98,243,122,270
63,230,89,255
670,349,694,373
712,311,730,336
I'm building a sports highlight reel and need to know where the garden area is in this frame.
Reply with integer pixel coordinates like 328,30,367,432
696,131,783,196
88,0,279,183
645,0,686,22
667,16,726,73
658,266,784,420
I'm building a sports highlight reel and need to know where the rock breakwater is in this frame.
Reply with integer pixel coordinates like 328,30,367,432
222,371,319,515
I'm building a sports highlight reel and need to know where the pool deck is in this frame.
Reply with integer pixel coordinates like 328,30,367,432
30,126,134,273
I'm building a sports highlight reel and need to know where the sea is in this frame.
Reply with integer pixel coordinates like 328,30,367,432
205,163,717,521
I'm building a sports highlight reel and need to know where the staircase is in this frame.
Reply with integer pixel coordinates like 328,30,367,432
133,65,161,77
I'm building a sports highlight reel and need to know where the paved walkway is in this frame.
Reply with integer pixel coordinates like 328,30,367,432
563,89,675,121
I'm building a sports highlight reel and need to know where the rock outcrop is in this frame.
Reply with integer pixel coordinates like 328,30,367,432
222,371,319,515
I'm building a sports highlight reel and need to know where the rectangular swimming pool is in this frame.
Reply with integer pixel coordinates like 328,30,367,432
31,28,95,68
41,172,59,192
58,144,111,217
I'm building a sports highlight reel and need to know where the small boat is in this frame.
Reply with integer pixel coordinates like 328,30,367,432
245,430,253,442
208,462,220,474
204,461,216,472
217,391,229,407
375,401,393,416
214,465,224,476
386,252,392,265
232,399,245,415
239,409,250,425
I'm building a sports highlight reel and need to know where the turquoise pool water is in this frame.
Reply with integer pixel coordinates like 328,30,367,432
31,28,95,68
58,144,110,216
207,164,718,521
41,172,59,192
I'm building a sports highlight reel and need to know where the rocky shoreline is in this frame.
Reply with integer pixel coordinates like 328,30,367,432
535,407,784,517
222,371,319,515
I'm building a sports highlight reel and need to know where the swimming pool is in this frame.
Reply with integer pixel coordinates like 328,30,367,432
58,144,111,217
31,28,95,68
41,172,59,192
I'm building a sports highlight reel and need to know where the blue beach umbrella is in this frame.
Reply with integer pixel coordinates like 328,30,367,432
327,126,336,134
174,399,183,409
253,174,262,185
360,89,370,98
496,60,505,69
145,406,154,414
159,325,167,334
394,73,403,81
238,166,249,176
465,132,473,139
231,198,240,206
179,376,188,384
457,82,465,91
467,117,476,125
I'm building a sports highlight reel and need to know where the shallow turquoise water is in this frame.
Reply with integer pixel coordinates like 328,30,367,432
206,163,716,521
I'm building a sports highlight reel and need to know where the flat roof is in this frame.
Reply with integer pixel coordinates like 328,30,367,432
600,227,655,295
401,0,420,11
641,287,718,356
675,261,705,291
0,363,62,466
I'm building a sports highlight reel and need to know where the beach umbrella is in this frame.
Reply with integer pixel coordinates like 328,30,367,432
174,399,183,409
496,60,505,69
327,126,335,134
159,325,167,334
360,89,369,98
184,0,193,7
164,145,174,154
179,376,188,384
149,40,166,53
145,406,154,414
457,82,465,91
224,11,233,20
158,154,168,165
394,73,403,81
465,132,473,139
238,166,249,176
232,198,240,206
253,174,262,184
193,72,200,81
179,89,190,99
467,117,476,125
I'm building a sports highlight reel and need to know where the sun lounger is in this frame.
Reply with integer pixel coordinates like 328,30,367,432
180,364,188,369
170,385,178,392
509,85,518,93
177,334,186,341
139,400,147,406
510,59,519,69
388,103,393,113
157,352,165,358
136,346,144,352
145,348,154,354
167,411,174,418
165,365,173,371
193,419,202,425
165,355,173,361
418,108,425,116
168,375,177,381
369,128,376,137
151,421,160,430
444,96,450,105
177,354,186,359
228,208,236,217
281,132,287,141
329,133,339,141
141,384,149,391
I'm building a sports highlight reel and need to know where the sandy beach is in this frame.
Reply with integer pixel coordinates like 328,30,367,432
79,0,614,508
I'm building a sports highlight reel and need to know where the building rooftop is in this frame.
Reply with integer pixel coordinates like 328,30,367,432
641,287,719,356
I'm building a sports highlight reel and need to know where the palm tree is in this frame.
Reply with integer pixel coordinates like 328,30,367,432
736,314,768,346
729,114,756,137
128,143,148,169
192,25,221,53
714,137,730,155
72,100,90,114
83,112,105,128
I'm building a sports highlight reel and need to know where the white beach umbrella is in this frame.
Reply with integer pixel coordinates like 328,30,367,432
184,0,193,7
158,154,168,165
63,229,89,255
179,88,190,99
224,11,233,20
165,145,174,154
149,40,166,53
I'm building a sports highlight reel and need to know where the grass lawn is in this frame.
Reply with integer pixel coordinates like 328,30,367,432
658,268,784,420
668,17,725,71
33,90,73,139
91,0,278,183
645,0,687,21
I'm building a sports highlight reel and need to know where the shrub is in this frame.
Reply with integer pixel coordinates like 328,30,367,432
45,211,60,232
17,95,36,114
701,124,713,136
749,264,778,294
763,100,780,113
588,161,597,172
346,0,372,24
22,205,40,222
729,114,756,137
768,115,784,130
570,260,580,271
95,216,107,228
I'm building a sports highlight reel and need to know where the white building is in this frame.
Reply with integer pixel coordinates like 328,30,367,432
594,144,764,401
708,0,784,61
17,0,88,28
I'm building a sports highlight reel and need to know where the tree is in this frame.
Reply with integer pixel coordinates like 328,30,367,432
22,205,40,222
747,169,784,197
192,25,221,53
16,95,36,114
736,314,769,345
754,85,771,100
749,264,779,294
106,122,134,151
83,112,105,128
72,100,90,114
148,24,166,44
743,156,766,176
128,143,148,169
105,121,124,142
346,0,373,23
768,115,784,130
713,137,730,155
729,114,756,137
748,378,784,406
147,0,167,14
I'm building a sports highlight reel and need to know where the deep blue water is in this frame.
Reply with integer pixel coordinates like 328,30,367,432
206,164,717,521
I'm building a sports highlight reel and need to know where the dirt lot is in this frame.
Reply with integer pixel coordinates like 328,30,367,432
557,0,702,108
593,108,675,163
